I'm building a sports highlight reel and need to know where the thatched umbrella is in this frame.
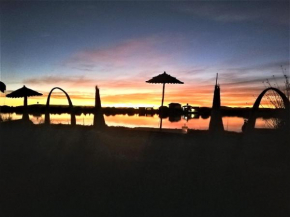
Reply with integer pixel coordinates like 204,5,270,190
146,71,184,108
6,85,42,121
146,71,184,129
0,81,6,93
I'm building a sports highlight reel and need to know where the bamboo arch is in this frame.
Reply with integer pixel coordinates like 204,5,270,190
45,87,76,126
246,87,289,131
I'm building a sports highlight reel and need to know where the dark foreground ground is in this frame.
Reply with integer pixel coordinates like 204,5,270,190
0,123,289,217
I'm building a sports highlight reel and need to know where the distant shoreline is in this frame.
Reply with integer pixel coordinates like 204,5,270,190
0,104,285,119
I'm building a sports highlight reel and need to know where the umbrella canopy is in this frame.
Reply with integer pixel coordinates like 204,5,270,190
146,71,184,130
6,85,42,121
0,81,6,93
146,71,184,84
6,85,42,98
146,72,184,107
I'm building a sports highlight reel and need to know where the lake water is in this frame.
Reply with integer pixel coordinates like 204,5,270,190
0,113,271,132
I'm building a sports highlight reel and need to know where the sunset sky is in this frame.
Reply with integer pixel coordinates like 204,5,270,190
0,0,289,108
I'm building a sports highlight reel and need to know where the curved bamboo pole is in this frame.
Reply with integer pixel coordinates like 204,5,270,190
45,87,76,126
246,87,290,132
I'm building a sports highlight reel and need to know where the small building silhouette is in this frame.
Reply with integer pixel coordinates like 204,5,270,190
182,103,199,113
168,103,182,110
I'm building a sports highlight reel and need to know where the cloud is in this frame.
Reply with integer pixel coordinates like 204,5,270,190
21,47,289,108
178,1,289,26
24,75,97,86
62,34,188,75
218,60,289,85
23,74,160,94
43,93,95,101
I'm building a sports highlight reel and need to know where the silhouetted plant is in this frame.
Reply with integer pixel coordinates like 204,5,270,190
262,66,290,128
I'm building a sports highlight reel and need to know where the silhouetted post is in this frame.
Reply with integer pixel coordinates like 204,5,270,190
70,107,76,126
45,109,50,125
209,73,224,133
161,83,165,107
93,86,106,129
159,116,163,130
23,96,29,121
159,83,166,130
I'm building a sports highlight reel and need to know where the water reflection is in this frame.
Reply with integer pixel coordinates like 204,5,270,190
0,113,273,132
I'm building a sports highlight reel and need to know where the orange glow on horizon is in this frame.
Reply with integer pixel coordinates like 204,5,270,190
0,81,269,108
0,93,257,108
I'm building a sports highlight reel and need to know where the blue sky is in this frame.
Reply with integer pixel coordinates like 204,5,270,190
0,0,289,107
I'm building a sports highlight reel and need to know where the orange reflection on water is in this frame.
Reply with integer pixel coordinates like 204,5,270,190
2,113,274,132
162,117,210,130
222,117,245,131
105,114,160,128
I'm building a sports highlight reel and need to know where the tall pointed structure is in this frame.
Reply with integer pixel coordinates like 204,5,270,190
209,74,224,132
93,86,106,129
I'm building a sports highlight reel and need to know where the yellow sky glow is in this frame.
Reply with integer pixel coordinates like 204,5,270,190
0,81,273,108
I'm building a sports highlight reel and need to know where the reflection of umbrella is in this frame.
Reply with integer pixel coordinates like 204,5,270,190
146,71,184,129
6,85,42,121
146,71,184,108
0,81,6,93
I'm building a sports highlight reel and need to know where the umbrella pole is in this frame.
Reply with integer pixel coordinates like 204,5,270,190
159,83,165,130
161,83,165,107
159,116,163,130
23,96,29,121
